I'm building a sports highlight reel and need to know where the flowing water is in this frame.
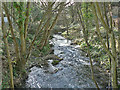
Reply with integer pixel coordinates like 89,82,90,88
25,34,98,88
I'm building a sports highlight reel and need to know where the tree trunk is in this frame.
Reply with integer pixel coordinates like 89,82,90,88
24,2,30,39
1,4,14,88
110,31,118,88
3,3,21,64
93,2,118,88
77,3,99,89
118,2,120,53
15,2,26,72
44,3,65,47
39,3,65,50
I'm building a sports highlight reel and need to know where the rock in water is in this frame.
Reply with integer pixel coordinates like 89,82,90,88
47,60,58,74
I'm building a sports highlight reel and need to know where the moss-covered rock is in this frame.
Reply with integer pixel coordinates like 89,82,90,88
52,60,60,65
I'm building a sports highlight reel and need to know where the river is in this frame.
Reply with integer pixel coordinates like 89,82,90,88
25,34,100,88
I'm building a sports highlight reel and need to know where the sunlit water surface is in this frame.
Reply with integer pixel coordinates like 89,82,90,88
26,34,98,88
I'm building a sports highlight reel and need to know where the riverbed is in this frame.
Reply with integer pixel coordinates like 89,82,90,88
25,34,103,88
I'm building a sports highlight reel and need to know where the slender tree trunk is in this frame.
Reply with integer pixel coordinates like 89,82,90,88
110,32,118,88
66,20,69,36
77,3,99,89
103,3,112,87
24,2,30,39
26,2,56,60
1,5,14,88
109,3,118,88
3,3,21,65
93,2,118,88
103,2,111,69
23,2,31,65
15,2,26,72
44,5,64,46
118,2,120,53
39,17,52,50
41,3,64,48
